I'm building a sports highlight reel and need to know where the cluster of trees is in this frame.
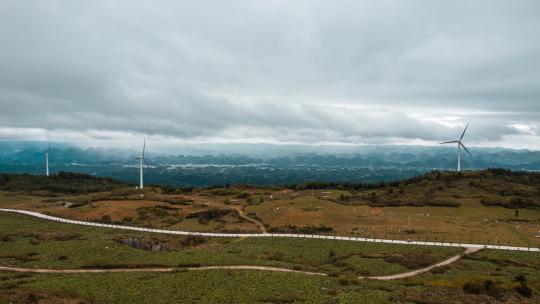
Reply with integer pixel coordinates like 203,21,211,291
294,168,540,191
292,170,446,191
0,172,127,194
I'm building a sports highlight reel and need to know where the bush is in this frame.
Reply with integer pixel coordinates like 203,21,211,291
462,281,483,294
235,192,251,199
462,279,503,299
165,198,193,205
99,215,112,224
268,225,333,234
516,285,533,298
338,274,360,286
0,234,14,242
515,274,527,283
186,208,234,223
384,253,437,269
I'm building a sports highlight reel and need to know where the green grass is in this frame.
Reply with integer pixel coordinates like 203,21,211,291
1,213,540,303
0,213,460,276
0,271,392,304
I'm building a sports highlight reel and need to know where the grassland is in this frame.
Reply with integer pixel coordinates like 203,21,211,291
1,213,540,303
0,213,460,275
1,271,390,304
1,170,540,303
2,170,539,247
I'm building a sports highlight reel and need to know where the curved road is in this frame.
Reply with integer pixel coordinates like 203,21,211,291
234,207,267,233
0,247,479,280
1,208,537,252
0,208,528,280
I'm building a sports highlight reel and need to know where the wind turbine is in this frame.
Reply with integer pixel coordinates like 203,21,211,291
44,143,50,176
136,138,150,189
440,124,471,172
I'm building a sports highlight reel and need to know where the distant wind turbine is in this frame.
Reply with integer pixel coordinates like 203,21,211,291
136,138,150,189
440,124,471,172
45,143,50,176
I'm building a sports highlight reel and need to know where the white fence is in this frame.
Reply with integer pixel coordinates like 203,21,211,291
1,208,538,252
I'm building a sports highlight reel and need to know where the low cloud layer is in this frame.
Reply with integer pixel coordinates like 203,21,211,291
1,1,539,149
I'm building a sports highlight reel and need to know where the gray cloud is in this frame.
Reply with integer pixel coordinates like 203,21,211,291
0,0,539,148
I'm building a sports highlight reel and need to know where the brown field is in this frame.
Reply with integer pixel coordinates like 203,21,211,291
1,170,540,246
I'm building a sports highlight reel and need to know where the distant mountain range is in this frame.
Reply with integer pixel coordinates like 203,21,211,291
0,140,539,187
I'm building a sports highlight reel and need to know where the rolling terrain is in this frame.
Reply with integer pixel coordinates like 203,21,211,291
0,169,539,303
2,141,540,187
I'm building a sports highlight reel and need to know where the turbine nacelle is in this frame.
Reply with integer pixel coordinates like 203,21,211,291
439,124,472,172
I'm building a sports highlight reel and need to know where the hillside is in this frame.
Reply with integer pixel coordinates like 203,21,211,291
0,172,128,195
2,168,540,209
1,169,540,303
1,168,539,246
295,168,540,209
2,141,540,187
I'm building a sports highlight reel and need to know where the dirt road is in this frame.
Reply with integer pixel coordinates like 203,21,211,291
360,247,481,280
234,207,267,233
0,247,481,280
2,208,538,253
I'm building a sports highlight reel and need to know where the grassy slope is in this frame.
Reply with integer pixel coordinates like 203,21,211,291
1,169,539,246
1,271,389,304
244,170,540,246
0,213,459,276
1,215,539,303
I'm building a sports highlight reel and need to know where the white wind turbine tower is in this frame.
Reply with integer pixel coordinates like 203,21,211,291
136,138,150,189
44,143,50,176
439,124,472,172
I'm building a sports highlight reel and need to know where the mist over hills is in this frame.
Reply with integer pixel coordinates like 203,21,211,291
0,140,539,187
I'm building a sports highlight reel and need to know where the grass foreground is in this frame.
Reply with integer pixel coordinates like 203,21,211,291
1,213,540,303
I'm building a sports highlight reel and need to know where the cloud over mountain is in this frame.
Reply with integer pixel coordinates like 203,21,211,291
1,1,539,149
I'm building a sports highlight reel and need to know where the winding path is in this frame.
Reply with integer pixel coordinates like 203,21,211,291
361,247,481,280
0,247,479,280
1,208,537,252
0,208,526,280
234,207,267,233
0,265,325,276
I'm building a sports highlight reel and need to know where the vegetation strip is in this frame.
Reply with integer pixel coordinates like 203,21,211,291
0,249,477,280
0,265,325,276
1,208,538,252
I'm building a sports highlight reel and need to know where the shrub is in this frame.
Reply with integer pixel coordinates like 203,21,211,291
0,234,14,242
165,198,193,205
99,215,112,224
514,274,526,283
235,192,251,199
463,281,483,294
462,279,503,299
516,285,533,298
338,274,360,286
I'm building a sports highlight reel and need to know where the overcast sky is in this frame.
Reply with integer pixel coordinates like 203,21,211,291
0,0,539,150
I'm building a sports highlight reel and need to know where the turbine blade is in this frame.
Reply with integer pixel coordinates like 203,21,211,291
142,137,146,155
48,143,50,154
144,158,150,167
459,123,469,141
460,142,472,157
439,141,458,144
